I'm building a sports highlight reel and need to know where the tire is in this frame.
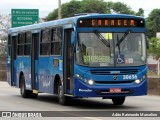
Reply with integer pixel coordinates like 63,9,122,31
30,93,38,98
57,82,71,105
112,97,125,105
20,75,30,98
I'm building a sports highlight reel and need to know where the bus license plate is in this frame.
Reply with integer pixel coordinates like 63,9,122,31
109,88,121,93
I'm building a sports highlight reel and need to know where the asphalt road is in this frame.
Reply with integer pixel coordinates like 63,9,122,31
0,81,160,120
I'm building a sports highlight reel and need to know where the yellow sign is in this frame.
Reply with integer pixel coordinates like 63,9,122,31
106,33,112,40
84,56,110,63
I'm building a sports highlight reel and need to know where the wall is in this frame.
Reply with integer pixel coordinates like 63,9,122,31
148,76,160,95
0,56,6,81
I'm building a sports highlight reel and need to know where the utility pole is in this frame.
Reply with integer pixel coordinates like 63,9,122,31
58,0,61,19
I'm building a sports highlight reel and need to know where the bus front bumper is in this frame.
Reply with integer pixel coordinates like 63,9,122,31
74,78,147,97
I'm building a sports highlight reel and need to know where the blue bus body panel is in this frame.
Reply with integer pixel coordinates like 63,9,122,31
74,78,147,97
15,56,63,93
7,57,11,85
38,56,63,93
8,14,145,34
16,57,31,89
77,28,146,33
73,65,147,97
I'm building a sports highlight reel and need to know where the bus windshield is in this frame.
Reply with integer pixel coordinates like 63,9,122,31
76,32,146,67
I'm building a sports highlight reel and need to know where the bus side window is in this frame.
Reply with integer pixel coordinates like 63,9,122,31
24,32,31,56
8,35,11,57
40,29,51,55
51,27,62,55
17,33,24,56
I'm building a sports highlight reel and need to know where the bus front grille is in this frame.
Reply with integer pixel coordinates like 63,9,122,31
90,69,139,75
94,80,135,84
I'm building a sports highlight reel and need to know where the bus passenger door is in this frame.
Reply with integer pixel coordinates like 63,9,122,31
64,28,74,95
31,32,39,90
11,35,17,86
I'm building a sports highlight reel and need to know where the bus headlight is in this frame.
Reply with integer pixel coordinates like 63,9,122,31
76,74,83,80
135,79,141,84
76,74,80,78
88,79,94,85
76,74,94,85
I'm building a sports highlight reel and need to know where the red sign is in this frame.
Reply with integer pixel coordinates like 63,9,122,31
109,88,121,93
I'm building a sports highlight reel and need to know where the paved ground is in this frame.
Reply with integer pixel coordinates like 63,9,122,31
0,81,160,120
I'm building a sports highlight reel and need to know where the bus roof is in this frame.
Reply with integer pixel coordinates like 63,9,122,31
8,14,144,34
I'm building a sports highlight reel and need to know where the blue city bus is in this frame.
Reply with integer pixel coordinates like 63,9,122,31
7,14,148,105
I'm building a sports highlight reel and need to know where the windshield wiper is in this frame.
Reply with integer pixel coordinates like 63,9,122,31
94,30,111,57
116,30,131,54
93,30,110,47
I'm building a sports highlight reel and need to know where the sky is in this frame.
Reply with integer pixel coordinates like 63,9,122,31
0,0,159,18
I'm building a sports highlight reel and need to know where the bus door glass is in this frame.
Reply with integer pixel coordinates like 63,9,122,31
11,35,17,86
31,32,39,90
64,28,74,94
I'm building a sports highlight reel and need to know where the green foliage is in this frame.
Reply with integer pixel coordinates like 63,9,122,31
146,9,160,39
148,37,160,59
111,2,135,14
79,0,109,14
61,0,81,18
136,8,144,16
46,9,58,21
46,0,143,21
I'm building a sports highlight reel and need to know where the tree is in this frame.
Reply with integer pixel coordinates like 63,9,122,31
146,9,160,39
79,0,110,14
46,0,141,21
136,8,144,16
148,37,160,59
61,0,81,18
47,0,109,20
46,9,58,21
111,2,135,15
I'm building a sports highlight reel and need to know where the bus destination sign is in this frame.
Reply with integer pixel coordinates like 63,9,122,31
78,18,145,27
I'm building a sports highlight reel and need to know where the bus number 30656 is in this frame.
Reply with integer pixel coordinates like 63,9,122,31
123,75,138,80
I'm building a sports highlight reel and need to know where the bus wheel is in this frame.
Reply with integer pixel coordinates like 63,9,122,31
57,82,70,105
112,97,125,105
20,75,30,98
30,93,38,98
